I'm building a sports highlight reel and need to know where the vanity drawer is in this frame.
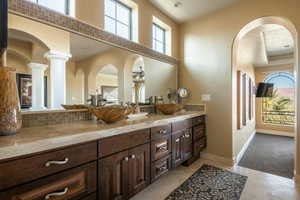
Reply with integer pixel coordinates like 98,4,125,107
82,193,97,200
151,124,171,140
99,129,150,158
0,142,97,191
172,119,192,132
0,162,97,200
151,136,172,161
151,155,172,182
193,124,206,141
192,116,205,126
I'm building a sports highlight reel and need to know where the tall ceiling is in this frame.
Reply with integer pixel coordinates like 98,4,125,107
149,0,239,23
240,24,294,67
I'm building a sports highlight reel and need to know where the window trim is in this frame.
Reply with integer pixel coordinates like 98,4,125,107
152,23,166,54
104,0,133,40
29,0,70,15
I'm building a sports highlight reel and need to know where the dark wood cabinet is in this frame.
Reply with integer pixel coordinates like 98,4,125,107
182,128,193,160
172,130,185,168
99,144,150,200
0,162,97,200
128,143,150,197
99,150,129,200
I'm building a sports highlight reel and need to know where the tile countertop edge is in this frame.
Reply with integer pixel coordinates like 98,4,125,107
0,112,205,162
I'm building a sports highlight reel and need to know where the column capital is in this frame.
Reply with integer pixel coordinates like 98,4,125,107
44,51,72,61
28,63,48,71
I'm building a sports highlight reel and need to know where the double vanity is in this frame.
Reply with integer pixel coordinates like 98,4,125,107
0,111,206,200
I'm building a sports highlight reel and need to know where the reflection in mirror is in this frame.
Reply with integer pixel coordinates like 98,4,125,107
7,14,178,112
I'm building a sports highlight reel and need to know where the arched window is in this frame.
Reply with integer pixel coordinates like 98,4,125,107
262,72,295,125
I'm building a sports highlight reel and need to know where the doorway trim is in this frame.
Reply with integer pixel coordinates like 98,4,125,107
231,16,299,180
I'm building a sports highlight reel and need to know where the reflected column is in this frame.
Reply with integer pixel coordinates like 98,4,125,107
44,51,72,109
28,63,48,110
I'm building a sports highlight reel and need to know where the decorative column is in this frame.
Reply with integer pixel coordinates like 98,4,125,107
28,63,48,110
44,51,71,109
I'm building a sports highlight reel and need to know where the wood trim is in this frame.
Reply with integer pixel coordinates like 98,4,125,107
8,0,179,65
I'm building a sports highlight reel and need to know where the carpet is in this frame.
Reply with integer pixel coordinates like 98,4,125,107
165,164,247,200
238,133,294,179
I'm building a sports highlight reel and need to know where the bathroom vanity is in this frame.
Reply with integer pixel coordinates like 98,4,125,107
0,112,206,200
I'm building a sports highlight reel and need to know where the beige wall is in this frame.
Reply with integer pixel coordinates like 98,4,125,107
179,0,300,167
75,0,180,58
8,14,70,53
233,34,256,158
255,64,295,134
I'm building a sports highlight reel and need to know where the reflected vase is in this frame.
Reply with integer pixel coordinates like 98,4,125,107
0,67,22,136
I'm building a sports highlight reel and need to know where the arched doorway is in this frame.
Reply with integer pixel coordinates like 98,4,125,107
232,16,298,179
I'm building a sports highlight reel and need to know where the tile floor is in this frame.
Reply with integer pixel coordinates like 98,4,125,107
131,158,300,200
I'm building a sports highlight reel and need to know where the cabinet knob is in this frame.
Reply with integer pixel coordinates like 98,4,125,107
45,187,68,200
184,134,190,138
124,157,129,161
175,138,180,142
131,155,136,159
45,158,69,167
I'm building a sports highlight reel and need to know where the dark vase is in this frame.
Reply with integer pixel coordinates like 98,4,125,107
0,67,22,136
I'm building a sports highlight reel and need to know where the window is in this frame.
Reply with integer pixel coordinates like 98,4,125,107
26,0,71,15
105,0,132,40
152,23,166,54
262,72,295,126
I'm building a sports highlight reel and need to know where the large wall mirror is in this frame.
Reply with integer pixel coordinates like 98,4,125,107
7,14,178,112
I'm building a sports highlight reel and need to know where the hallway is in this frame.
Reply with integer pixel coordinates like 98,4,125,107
238,133,294,178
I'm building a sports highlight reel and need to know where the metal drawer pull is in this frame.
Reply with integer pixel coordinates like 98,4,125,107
45,158,69,167
45,187,68,200
185,134,190,138
175,138,180,142
124,157,129,161
157,165,167,172
159,129,168,134
131,155,136,159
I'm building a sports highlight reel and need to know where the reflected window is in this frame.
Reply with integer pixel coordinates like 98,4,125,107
262,72,295,126
152,23,166,54
26,0,71,15
105,0,132,40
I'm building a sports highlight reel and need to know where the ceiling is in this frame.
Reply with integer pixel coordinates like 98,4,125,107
240,24,294,67
149,0,239,23
70,34,111,61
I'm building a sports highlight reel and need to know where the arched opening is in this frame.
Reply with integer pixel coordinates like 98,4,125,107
96,64,119,104
232,16,298,179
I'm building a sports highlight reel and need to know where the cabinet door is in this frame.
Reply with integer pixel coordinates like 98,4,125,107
128,143,150,198
172,131,185,168
99,151,129,200
183,128,193,160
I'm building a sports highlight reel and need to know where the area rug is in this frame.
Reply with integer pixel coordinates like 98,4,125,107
165,164,248,200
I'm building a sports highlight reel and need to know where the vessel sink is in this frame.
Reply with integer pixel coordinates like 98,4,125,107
89,106,133,123
156,104,183,115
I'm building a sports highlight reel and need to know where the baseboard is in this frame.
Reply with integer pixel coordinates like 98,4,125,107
256,129,294,138
201,152,235,166
234,131,256,165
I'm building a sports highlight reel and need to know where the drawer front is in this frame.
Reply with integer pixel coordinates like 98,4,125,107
193,124,206,141
151,155,172,182
99,129,150,158
151,124,171,140
194,137,207,154
192,116,205,126
81,193,97,200
172,119,192,132
0,142,97,191
151,136,172,161
0,162,97,200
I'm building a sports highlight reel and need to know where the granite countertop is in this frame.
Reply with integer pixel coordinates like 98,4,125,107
0,111,205,162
